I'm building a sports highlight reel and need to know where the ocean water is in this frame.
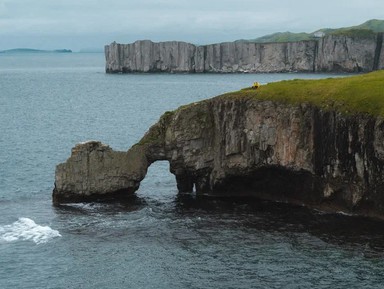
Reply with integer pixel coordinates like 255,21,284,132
1,52,384,289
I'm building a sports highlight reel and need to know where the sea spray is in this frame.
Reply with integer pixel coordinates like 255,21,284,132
0,217,61,244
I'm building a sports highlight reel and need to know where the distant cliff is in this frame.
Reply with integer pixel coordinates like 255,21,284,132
53,71,384,219
105,33,384,73
0,48,72,53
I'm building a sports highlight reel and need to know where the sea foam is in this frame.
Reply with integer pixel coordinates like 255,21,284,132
0,217,61,244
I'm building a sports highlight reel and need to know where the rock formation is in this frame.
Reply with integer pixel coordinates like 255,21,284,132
105,33,384,73
53,94,384,219
53,141,148,203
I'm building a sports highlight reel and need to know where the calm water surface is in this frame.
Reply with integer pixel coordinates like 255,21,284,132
1,53,384,289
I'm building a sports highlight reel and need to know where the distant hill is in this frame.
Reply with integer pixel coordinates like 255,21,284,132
0,48,72,53
357,19,384,32
246,32,313,43
244,19,384,43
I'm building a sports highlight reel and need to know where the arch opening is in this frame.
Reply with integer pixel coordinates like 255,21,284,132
136,160,178,201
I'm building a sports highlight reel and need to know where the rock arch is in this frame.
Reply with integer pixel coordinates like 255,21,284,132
53,96,384,219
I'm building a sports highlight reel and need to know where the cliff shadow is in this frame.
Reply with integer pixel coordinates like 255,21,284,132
210,166,323,205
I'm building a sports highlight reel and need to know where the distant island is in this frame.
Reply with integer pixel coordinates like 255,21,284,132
0,48,72,54
105,19,384,74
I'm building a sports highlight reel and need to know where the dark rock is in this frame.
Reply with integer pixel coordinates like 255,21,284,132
53,98,384,219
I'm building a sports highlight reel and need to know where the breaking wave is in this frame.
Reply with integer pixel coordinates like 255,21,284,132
0,217,61,244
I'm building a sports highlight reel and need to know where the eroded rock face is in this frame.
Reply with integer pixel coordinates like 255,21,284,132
162,98,384,217
53,97,384,218
53,141,148,204
105,33,384,73
315,34,380,72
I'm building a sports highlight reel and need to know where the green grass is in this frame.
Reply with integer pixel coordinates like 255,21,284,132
249,32,313,43
220,70,384,116
245,19,384,43
329,29,376,38
353,19,384,33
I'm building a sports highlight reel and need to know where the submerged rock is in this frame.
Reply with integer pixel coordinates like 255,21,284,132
53,93,384,218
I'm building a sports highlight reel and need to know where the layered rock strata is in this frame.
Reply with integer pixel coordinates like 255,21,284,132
105,33,384,73
54,96,384,219
53,141,148,203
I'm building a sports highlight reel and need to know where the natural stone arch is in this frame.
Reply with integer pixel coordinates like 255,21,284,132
53,96,384,219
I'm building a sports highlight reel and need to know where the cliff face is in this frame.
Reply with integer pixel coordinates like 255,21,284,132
53,141,148,203
105,40,196,73
105,33,384,73
315,33,383,72
53,96,384,218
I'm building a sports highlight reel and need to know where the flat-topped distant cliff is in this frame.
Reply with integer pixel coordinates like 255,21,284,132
105,32,384,73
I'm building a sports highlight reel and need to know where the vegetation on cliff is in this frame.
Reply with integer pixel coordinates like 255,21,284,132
137,110,175,147
246,19,384,43
344,19,384,33
246,32,313,43
329,29,376,38
223,70,384,116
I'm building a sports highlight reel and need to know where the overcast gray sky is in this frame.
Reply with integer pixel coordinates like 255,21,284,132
0,0,383,51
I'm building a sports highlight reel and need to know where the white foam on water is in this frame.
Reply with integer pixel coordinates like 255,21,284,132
0,217,61,245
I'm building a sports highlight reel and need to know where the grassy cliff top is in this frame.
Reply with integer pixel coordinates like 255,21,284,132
329,29,377,38
222,70,384,116
245,19,384,43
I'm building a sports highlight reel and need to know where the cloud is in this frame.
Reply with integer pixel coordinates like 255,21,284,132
0,0,383,50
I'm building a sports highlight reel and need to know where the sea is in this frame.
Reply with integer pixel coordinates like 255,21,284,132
1,52,384,289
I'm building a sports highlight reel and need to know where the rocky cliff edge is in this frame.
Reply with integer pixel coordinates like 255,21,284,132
105,33,384,73
53,71,384,219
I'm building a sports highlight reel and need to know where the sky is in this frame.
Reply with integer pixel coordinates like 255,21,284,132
0,0,383,51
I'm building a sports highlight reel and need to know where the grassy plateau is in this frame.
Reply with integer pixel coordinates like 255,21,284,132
222,70,384,116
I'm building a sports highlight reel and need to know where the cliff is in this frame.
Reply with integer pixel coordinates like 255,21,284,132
53,71,384,219
105,33,384,73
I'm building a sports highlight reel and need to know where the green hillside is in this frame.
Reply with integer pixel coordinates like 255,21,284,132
349,19,384,33
316,19,384,36
245,19,384,43
249,32,313,43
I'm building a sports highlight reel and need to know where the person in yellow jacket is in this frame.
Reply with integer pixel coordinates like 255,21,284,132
252,82,261,89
